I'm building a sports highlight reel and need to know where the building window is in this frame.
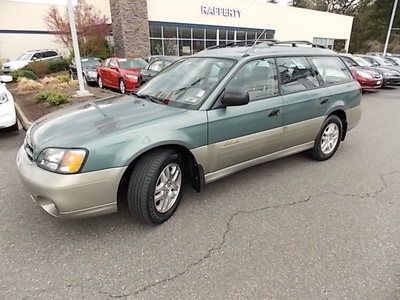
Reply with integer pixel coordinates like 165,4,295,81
313,37,335,50
149,22,275,56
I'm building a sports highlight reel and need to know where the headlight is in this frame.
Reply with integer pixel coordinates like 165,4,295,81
37,148,88,174
125,74,138,80
87,71,97,77
356,70,373,79
0,92,8,104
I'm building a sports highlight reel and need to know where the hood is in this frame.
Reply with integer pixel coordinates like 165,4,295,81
121,67,142,74
3,60,29,70
29,95,186,156
351,66,380,76
372,66,400,75
83,65,99,72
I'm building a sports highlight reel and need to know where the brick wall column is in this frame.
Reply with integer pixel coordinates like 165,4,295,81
109,0,150,58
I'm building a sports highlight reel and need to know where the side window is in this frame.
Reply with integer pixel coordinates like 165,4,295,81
225,58,279,101
341,57,355,67
110,59,118,68
309,56,352,85
277,57,320,94
149,60,164,72
32,52,43,60
103,59,110,67
47,51,58,57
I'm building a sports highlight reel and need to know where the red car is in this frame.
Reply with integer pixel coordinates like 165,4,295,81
340,55,383,90
97,58,148,93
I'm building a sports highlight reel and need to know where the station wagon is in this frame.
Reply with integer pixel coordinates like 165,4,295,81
17,41,361,224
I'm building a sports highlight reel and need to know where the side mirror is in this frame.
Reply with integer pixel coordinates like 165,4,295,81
372,62,379,67
0,75,13,83
31,57,38,62
221,90,250,107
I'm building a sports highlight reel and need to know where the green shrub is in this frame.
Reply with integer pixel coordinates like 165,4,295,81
11,69,38,81
36,90,69,106
48,59,69,73
56,74,70,83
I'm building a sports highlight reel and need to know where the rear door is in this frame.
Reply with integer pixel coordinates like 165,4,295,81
207,58,283,173
277,56,326,149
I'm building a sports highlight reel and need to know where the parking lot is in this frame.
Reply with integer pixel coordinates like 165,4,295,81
1,87,400,299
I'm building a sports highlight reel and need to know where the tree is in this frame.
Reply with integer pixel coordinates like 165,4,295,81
290,0,361,15
45,0,111,58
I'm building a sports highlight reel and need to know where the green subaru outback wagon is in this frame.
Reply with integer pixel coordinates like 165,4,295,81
17,41,361,224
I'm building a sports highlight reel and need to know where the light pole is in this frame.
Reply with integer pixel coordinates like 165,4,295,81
383,0,399,56
67,0,91,97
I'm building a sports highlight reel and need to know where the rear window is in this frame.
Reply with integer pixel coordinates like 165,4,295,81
277,57,320,94
309,57,352,85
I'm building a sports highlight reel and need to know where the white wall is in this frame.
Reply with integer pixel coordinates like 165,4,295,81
147,0,353,48
0,0,111,61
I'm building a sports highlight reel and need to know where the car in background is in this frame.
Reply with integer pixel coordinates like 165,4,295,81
340,55,383,90
0,75,18,131
384,56,400,65
97,58,148,93
350,55,400,87
359,55,400,73
69,57,102,86
1,49,62,73
138,56,179,86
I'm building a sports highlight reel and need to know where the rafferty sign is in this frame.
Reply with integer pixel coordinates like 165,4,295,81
201,5,241,18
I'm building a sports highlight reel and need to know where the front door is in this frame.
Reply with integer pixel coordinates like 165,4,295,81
206,58,283,173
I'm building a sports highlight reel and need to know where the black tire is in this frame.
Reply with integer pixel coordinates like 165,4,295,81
9,120,19,131
308,115,343,161
127,149,185,225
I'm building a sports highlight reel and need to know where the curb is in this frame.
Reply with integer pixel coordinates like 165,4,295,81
14,102,32,131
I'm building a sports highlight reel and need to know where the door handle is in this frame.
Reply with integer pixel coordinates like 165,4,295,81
320,97,329,104
268,108,280,117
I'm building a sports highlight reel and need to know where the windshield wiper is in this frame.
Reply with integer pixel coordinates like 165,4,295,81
174,77,205,94
132,93,165,104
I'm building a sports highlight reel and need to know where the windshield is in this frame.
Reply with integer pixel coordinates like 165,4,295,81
81,58,102,67
374,56,396,66
15,53,32,61
353,57,372,67
136,57,236,109
118,58,148,69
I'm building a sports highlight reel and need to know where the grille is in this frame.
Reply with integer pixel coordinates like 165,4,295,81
24,140,34,161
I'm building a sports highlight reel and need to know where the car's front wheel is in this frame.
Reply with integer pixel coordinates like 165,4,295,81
98,76,103,89
308,114,343,161
119,79,126,94
127,149,185,224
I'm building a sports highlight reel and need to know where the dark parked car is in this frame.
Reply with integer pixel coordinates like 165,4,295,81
69,57,102,86
360,55,400,73
138,56,179,86
351,55,400,86
340,55,383,90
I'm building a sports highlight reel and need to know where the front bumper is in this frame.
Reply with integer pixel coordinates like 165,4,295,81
384,77,400,86
0,102,16,129
123,78,139,92
16,146,127,218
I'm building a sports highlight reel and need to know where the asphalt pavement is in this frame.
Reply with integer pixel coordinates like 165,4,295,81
1,87,400,299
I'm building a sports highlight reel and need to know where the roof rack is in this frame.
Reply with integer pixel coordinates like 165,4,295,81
206,39,277,50
275,40,326,48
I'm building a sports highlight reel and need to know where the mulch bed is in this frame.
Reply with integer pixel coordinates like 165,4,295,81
10,83,118,122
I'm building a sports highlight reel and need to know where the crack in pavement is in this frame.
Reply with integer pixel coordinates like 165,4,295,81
108,170,399,298
26,170,400,299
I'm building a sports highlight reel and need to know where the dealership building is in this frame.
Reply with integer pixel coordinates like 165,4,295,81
0,0,354,62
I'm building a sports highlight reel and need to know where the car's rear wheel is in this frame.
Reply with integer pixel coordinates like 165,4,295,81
127,149,185,224
308,115,342,161
119,79,126,94
98,76,103,89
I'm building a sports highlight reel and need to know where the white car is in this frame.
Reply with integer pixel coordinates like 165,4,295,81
2,49,62,73
0,75,18,130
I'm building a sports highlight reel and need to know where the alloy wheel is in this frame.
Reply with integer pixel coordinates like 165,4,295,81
321,123,339,155
154,163,182,213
